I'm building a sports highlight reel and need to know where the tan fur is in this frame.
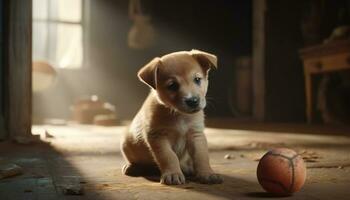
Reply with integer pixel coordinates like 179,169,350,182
121,50,223,185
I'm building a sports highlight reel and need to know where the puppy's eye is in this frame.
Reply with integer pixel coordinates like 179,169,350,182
167,81,179,91
194,77,202,85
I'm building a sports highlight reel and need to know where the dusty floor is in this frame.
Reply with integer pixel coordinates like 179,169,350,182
1,121,350,200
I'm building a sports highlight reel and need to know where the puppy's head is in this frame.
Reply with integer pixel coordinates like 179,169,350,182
138,49,217,114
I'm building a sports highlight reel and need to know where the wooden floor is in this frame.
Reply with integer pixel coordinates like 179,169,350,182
1,121,350,200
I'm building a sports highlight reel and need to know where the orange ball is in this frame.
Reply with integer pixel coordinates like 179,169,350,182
257,148,306,196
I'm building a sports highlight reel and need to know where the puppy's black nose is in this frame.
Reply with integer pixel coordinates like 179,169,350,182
185,97,200,108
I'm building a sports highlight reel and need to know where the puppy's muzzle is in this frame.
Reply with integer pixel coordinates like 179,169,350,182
184,96,200,109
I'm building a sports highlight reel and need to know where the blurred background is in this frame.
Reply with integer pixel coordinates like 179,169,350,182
30,0,350,125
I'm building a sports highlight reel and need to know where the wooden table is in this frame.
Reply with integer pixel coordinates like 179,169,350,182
300,40,350,123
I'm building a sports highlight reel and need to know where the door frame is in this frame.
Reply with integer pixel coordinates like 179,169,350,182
1,0,32,141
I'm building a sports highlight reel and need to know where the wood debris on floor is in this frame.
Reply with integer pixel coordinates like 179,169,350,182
0,163,23,179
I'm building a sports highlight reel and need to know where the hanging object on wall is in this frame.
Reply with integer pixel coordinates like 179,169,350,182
128,0,155,49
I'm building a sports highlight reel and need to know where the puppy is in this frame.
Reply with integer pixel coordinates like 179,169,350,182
121,50,222,185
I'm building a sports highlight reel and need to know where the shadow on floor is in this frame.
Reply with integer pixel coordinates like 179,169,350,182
0,140,266,200
0,141,115,200
0,139,276,200
127,173,270,199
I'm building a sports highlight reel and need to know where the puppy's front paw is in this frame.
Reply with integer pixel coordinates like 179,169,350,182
196,172,223,184
160,172,186,185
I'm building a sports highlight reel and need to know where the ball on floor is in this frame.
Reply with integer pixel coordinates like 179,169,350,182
257,148,306,196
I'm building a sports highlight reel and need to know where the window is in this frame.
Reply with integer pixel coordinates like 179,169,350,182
33,0,83,69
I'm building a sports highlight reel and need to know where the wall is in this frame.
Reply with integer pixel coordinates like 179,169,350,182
263,0,305,122
33,0,252,121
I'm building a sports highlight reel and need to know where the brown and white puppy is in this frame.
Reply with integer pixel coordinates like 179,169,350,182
121,50,222,185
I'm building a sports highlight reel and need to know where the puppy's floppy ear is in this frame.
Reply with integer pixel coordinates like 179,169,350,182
137,57,161,89
190,49,218,72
